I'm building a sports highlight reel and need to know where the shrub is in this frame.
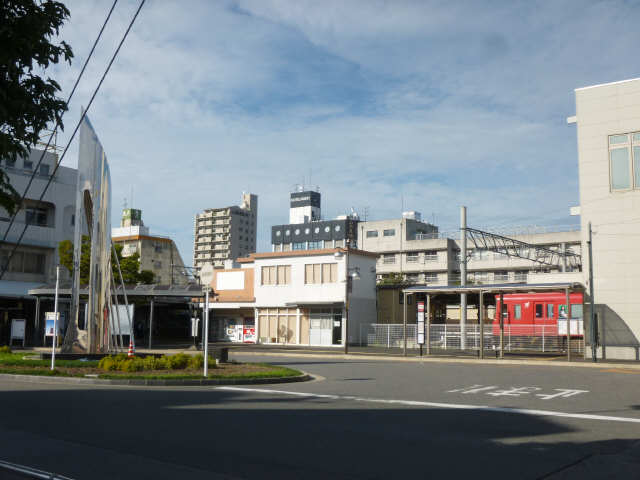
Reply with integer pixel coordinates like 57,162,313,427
0,346,11,354
166,353,189,370
155,356,168,370
98,356,115,371
119,358,144,372
142,356,157,370
187,354,204,369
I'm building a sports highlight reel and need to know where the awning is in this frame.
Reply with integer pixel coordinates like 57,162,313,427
402,282,583,295
0,281,45,299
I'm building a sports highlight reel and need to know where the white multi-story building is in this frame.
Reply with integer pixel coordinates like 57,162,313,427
193,193,257,270
358,213,581,286
0,148,77,345
569,77,640,360
204,248,377,347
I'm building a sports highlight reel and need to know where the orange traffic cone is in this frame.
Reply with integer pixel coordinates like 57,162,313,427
128,340,135,357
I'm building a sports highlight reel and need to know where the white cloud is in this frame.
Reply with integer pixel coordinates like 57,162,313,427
42,0,635,260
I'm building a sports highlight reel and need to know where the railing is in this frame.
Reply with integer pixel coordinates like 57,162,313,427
359,323,583,354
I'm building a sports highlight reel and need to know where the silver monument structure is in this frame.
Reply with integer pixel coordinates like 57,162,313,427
63,115,112,353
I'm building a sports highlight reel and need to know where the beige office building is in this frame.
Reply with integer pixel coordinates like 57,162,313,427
570,77,640,360
193,193,257,270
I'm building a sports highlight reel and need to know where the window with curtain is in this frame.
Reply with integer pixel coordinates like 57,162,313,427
609,132,640,191
305,263,338,284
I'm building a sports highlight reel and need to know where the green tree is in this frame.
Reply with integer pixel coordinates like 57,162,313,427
58,239,155,285
0,0,73,214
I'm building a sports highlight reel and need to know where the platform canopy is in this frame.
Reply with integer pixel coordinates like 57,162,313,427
29,283,206,299
402,282,584,295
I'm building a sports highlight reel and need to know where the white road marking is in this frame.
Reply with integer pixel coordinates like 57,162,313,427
486,386,541,397
447,385,590,400
447,385,499,394
217,386,640,425
536,389,589,400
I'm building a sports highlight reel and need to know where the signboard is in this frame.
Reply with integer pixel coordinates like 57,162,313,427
416,301,425,345
199,263,214,288
558,319,584,336
243,327,256,343
217,271,244,290
44,312,63,337
190,317,200,337
10,319,25,346
109,305,134,336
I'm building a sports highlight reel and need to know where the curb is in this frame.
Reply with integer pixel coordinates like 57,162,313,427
229,351,640,370
0,372,312,387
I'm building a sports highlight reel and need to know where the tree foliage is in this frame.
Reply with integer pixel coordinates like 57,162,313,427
378,272,406,286
0,0,73,214
58,238,155,285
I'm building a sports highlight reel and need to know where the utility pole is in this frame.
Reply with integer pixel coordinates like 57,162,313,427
460,206,467,349
588,222,596,362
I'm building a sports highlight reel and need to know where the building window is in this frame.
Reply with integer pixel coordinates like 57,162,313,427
547,304,554,318
366,230,378,238
0,250,45,274
608,132,640,191
406,252,419,263
293,242,306,250
23,160,33,170
6,158,15,168
425,272,438,283
383,229,395,236
424,250,438,261
514,271,527,282
494,271,509,282
308,241,321,249
382,254,395,264
334,239,344,247
304,263,338,284
40,164,50,176
25,207,47,226
261,265,291,285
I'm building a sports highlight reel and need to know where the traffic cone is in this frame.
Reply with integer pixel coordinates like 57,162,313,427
128,340,135,357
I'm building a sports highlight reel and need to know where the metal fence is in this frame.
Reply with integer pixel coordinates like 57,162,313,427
359,324,583,354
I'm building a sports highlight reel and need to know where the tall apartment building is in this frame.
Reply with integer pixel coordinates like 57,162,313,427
112,208,189,285
193,193,258,270
358,212,581,286
0,148,78,345
271,188,359,251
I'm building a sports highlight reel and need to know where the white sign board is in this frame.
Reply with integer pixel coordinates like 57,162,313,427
217,271,244,290
199,263,214,287
191,317,200,337
416,301,425,345
109,305,134,336
10,319,26,345
44,312,63,337
558,319,584,336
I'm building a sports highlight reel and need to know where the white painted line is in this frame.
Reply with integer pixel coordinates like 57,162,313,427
217,386,640,425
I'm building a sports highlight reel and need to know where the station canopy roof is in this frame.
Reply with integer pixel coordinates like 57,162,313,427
28,283,206,298
402,282,583,295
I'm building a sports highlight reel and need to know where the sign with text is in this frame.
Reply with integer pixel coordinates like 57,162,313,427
44,312,61,337
10,319,25,345
417,301,425,345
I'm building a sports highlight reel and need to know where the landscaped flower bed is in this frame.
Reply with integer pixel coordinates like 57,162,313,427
0,348,301,380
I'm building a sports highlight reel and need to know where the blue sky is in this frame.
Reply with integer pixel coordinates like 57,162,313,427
51,0,640,262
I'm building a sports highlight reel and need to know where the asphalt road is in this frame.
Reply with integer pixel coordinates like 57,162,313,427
0,353,639,479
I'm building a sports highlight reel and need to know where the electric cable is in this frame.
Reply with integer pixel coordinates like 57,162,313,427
0,0,146,281
0,0,119,247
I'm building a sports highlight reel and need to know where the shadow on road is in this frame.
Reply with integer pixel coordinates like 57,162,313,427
0,386,637,479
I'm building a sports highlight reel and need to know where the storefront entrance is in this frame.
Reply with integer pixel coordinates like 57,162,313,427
308,308,342,346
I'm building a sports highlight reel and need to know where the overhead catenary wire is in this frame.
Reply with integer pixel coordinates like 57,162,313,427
0,0,146,281
0,0,119,247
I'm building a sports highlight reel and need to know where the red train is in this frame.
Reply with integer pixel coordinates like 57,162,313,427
493,292,584,336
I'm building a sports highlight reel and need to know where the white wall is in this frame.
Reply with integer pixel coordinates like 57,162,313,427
574,78,640,360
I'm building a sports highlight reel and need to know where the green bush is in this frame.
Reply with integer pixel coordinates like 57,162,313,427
0,346,11,354
142,356,157,370
187,354,203,369
119,357,144,372
166,353,189,370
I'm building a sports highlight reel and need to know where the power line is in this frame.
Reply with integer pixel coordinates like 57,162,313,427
0,0,119,247
0,0,146,281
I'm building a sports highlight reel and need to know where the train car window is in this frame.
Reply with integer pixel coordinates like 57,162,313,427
514,304,521,319
535,304,543,318
571,304,583,319
547,304,554,318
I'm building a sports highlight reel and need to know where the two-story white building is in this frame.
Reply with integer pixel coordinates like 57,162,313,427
205,248,377,347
